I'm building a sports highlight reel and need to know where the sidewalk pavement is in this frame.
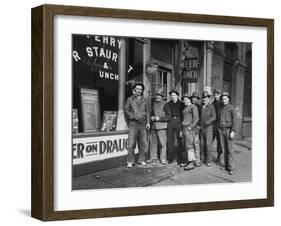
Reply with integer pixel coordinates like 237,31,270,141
235,137,252,150
73,138,252,190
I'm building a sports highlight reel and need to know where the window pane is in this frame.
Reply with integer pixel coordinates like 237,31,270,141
163,72,167,85
72,34,119,132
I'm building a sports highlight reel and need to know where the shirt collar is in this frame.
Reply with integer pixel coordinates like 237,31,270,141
132,94,144,100
202,103,210,108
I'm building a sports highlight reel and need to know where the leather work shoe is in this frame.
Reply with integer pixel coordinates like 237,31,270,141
139,161,147,166
146,159,155,163
184,163,195,171
127,162,133,168
195,162,202,167
147,159,159,164
215,159,222,166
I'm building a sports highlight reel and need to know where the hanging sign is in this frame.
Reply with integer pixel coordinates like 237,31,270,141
146,62,158,75
181,57,199,83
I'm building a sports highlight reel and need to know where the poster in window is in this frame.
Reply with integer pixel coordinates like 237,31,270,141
101,111,118,131
72,109,79,134
80,88,101,132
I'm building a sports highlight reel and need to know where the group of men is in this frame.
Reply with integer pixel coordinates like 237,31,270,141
124,82,237,175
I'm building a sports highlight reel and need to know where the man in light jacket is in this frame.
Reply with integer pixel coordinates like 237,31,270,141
148,90,171,164
124,82,150,168
200,91,216,166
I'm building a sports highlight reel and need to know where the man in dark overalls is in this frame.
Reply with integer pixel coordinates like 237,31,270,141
217,92,237,175
200,91,216,166
167,89,185,164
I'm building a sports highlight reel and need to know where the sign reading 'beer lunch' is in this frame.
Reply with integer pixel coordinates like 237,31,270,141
72,35,121,81
182,57,199,83
73,134,129,165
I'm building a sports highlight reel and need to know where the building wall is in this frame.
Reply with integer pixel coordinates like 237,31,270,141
173,40,252,138
212,42,252,138
128,38,252,138
212,42,225,92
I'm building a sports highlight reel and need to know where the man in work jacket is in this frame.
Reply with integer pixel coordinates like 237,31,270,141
200,91,216,166
191,91,202,166
181,93,199,170
217,92,237,175
212,88,223,165
148,89,171,164
124,82,150,168
166,89,185,164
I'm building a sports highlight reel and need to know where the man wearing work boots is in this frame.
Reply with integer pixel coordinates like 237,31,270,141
191,91,202,166
124,82,150,168
166,89,185,164
217,92,237,175
200,91,216,167
212,89,223,166
149,89,171,164
181,93,199,170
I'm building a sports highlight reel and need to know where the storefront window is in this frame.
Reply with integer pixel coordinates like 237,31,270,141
151,67,171,103
151,67,169,102
72,34,120,132
72,35,147,133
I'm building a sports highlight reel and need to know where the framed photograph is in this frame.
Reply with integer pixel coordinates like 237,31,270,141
31,4,274,221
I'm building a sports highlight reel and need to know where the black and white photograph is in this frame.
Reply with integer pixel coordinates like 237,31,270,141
72,34,252,190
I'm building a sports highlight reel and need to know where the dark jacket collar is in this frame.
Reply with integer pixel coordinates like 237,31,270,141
169,99,180,104
222,103,231,108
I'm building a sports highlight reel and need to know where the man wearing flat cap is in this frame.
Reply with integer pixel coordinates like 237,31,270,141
124,82,150,168
148,89,171,164
191,91,202,166
200,90,216,166
217,92,237,175
166,89,185,164
212,88,223,165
